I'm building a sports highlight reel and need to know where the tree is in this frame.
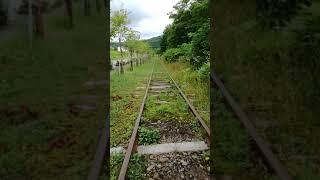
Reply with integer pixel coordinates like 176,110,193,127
135,41,151,65
96,0,101,13
64,0,73,28
34,0,45,39
256,0,312,27
111,9,130,74
84,0,91,16
0,0,7,26
160,0,209,68
18,0,47,39
125,29,140,70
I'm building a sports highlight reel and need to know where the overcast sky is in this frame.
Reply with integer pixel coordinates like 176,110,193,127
111,0,179,40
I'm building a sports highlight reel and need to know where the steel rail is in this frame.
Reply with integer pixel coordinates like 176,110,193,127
117,59,210,179
117,60,155,180
87,113,110,180
163,64,210,137
210,71,291,180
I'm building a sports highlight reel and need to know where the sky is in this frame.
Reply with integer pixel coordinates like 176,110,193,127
111,0,179,40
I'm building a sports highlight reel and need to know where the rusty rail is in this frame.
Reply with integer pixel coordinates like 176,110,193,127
117,60,155,180
163,64,210,137
210,71,291,180
117,59,210,179
87,114,110,180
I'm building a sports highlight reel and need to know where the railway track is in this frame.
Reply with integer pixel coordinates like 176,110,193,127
116,59,210,179
88,58,291,180
210,71,292,180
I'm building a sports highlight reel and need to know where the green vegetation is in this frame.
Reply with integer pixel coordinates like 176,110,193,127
144,94,192,122
111,49,121,60
164,61,209,125
127,154,147,179
158,0,210,133
0,2,106,179
143,36,162,50
110,8,153,71
109,153,147,180
138,127,161,145
212,88,271,179
213,0,320,178
160,0,209,69
110,61,153,147
110,154,124,179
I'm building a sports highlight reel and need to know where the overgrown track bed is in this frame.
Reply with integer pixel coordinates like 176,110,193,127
116,59,210,180
210,71,292,180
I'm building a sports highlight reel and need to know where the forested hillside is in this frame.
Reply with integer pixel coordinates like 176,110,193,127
143,36,161,50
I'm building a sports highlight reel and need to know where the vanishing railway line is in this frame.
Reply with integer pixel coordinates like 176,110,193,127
87,58,292,180
116,59,210,179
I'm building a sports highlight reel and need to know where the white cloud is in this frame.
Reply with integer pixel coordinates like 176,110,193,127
111,0,179,40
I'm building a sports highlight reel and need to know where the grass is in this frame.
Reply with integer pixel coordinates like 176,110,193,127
213,1,320,179
143,94,192,122
108,153,147,180
138,127,161,145
212,87,272,179
110,60,154,147
164,61,210,126
143,59,200,124
111,49,121,60
109,60,153,179
0,3,107,180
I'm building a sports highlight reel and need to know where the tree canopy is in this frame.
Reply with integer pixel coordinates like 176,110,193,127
160,0,209,69
111,9,130,46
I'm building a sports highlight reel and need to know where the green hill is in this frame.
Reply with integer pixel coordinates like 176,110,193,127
144,36,161,49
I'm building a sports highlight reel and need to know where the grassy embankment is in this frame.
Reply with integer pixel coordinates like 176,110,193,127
0,3,107,179
164,61,210,126
213,0,320,179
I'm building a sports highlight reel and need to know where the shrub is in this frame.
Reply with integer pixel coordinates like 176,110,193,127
163,43,192,62
138,127,160,145
197,62,210,81
163,48,181,62
179,43,192,59
190,20,210,69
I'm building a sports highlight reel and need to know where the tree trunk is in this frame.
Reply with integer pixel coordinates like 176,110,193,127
119,37,124,74
130,50,133,71
34,4,44,39
103,0,107,10
64,0,74,28
120,61,124,74
84,0,90,16
96,0,101,13
28,0,33,49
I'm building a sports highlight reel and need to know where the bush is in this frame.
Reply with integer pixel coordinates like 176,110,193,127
163,43,192,62
197,62,210,81
138,127,160,145
179,43,192,59
189,20,210,69
163,48,181,62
